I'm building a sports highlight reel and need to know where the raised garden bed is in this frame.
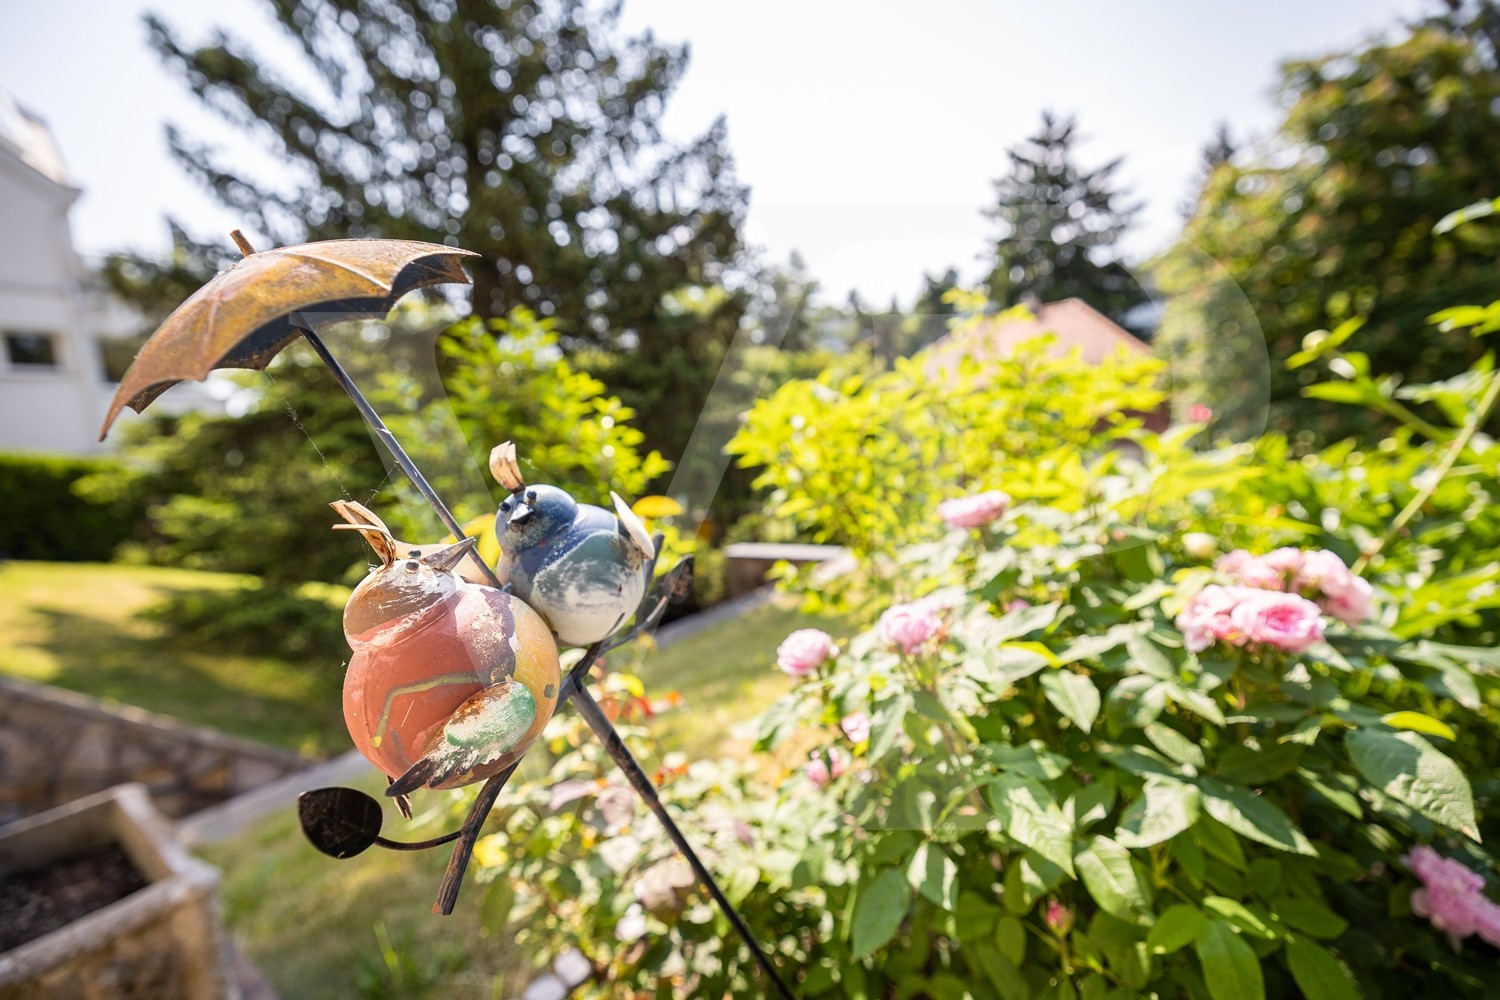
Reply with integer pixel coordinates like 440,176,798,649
0,783,232,999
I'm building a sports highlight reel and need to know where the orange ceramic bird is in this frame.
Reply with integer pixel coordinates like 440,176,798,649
332,501,560,797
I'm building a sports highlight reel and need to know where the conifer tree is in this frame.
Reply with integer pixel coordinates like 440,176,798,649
984,111,1145,321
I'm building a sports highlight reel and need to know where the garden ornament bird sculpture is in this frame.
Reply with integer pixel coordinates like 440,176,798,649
490,442,657,647
332,500,561,798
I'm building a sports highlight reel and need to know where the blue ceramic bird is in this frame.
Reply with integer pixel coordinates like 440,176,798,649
490,442,656,647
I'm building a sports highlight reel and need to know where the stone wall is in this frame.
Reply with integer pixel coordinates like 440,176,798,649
0,676,311,826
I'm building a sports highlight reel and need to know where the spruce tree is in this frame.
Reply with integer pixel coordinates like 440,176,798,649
134,0,749,463
984,111,1145,322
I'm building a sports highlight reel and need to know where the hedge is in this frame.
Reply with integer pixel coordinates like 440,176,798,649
0,452,145,562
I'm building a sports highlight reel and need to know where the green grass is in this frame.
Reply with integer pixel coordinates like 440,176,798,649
197,770,525,999
0,561,348,756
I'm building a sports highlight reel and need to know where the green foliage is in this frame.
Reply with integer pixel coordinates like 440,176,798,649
386,310,672,531
727,307,1165,558
1159,26,1500,441
468,228,1500,996
0,452,146,562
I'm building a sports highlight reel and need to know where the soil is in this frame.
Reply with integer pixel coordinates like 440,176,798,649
0,844,148,952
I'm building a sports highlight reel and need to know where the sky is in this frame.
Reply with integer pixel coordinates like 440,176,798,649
1,0,1431,306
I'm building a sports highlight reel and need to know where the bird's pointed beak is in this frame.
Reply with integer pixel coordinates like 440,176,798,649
508,501,534,527
421,535,478,574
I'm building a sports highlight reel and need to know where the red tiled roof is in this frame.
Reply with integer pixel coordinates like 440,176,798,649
927,298,1150,367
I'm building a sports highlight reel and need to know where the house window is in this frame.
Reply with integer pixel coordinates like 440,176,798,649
4,332,59,368
98,336,141,383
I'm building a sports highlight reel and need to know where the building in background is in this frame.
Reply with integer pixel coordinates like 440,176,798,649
925,297,1170,432
0,91,225,454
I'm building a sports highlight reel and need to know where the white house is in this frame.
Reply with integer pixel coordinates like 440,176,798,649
0,91,224,455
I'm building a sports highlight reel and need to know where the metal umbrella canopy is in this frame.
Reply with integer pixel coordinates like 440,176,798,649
100,231,478,439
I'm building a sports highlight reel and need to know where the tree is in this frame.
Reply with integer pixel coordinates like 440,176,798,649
139,0,749,464
983,111,1145,322
1157,26,1500,441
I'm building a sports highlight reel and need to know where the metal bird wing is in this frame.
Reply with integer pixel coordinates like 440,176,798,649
100,234,480,438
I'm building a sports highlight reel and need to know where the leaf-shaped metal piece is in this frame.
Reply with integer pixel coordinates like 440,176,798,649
100,233,480,438
297,786,385,859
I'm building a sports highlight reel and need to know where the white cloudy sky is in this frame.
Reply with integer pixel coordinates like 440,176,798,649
2,0,1429,305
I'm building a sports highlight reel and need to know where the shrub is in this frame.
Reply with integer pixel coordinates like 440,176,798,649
468,265,1500,997
726,306,1166,560
0,452,146,561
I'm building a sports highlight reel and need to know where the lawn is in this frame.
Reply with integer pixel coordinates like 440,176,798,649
0,561,348,756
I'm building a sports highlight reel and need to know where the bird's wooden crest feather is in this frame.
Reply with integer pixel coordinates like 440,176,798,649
490,441,525,493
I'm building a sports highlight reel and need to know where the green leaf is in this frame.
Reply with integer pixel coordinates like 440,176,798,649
970,947,1031,1000
851,867,910,958
1215,742,1304,785
1003,851,1069,914
1346,729,1479,840
1075,836,1148,922
1202,896,1279,940
1126,636,1176,679
1116,776,1201,848
1285,935,1359,1000
1054,623,1147,665
1434,196,1500,234
1144,722,1205,769
1041,670,1101,733
1148,904,1205,954
1272,898,1348,940
1194,918,1265,1000
1297,767,1364,819
868,692,911,761
988,775,1076,876
997,914,1028,965
1380,711,1457,742
1165,682,1226,726
1105,675,1168,730
1198,778,1316,855
955,890,1002,941
980,741,1071,780
1067,778,1118,831
908,842,959,911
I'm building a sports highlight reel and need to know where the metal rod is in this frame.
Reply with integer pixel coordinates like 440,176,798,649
571,684,794,1000
297,323,504,590
376,830,463,852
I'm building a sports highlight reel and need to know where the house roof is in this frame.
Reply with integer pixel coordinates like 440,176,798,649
0,91,72,189
927,298,1151,368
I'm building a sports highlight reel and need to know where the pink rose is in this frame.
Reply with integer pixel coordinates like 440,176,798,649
879,601,944,654
1175,584,1244,652
776,628,837,677
1215,549,1287,590
1259,546,1306,579
805,748,847,789
1043,899,1074,936
938,490,1011,529
840,711,871,744
1229,590,1325,652
1296,549,1374,625
1406,847,1500,945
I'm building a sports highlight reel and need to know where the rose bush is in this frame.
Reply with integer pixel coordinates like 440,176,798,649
469,225,1500,997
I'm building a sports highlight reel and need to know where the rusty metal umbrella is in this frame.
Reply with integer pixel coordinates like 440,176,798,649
101,231,478,438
